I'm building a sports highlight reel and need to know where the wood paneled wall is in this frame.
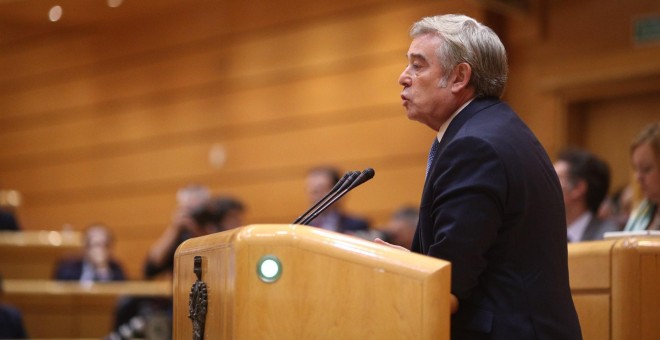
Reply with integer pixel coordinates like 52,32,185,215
505,0,660,190
2,0,659,279
0,0,483,278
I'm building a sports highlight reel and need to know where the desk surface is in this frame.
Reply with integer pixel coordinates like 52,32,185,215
4,279,172,296
0,230,81,247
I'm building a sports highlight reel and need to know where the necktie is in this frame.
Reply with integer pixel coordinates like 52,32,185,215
426,138,440,177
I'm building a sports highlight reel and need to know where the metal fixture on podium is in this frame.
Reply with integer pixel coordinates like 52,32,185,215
188,256,208,340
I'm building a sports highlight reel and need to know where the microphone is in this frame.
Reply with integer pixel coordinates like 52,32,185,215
292,171,359,224
299,168,375,226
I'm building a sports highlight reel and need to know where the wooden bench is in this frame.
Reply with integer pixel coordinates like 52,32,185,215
0,230,82,279
568,236,660,340
2,279,172,338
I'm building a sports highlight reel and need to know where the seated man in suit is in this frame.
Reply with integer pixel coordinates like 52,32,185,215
554,148,619,242
380,205,419,250
304,166,370,234
54,223,126,282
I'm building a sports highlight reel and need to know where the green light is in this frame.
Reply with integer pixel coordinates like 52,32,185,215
257,255,282,283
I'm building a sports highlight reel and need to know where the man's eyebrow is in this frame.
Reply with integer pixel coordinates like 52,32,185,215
407,53,427,62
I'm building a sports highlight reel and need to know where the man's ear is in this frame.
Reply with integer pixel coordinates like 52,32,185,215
451,62,472,93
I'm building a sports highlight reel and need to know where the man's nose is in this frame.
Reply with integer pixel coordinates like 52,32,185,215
398,68,411,86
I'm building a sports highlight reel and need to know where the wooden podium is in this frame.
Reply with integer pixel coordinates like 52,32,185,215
173,224,451,339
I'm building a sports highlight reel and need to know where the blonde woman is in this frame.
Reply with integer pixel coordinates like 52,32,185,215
625,122,660,231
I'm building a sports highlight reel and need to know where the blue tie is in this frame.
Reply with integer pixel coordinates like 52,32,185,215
426,138,440,177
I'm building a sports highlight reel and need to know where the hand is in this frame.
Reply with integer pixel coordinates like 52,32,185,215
171,208,198,234
373,238,410,252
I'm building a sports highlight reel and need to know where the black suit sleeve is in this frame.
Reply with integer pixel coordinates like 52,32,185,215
427,136,507,300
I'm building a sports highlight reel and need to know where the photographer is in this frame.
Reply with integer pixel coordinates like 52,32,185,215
143,185,211,280
110,190,245,339
144,188,245,279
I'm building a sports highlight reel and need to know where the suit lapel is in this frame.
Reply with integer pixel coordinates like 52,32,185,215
425,97,501,185
416,97,502,253
581,216,597,241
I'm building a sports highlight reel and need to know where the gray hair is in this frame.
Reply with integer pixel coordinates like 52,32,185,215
410,14,508,98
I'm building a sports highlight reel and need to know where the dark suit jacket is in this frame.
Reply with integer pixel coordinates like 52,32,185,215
309,211,370,234
337,213,370,234
580,216,619,241
412,97,582,340
54,257,126,281
0,304,28,339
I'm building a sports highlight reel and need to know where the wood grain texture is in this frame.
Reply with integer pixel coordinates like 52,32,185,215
568,237,660,340
173,224,451,339
3,279,171,338
0,0,456,278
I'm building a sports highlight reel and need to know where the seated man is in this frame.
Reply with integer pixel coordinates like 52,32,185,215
54,223,126,282
304,166,370,234
554,148,619,242
381,205,419,250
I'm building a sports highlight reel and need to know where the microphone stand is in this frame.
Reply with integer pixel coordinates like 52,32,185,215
292,171,359,225
299,168,374,226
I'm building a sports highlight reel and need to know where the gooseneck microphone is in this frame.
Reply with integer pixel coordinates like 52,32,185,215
292,171,359,225
297,168,375,226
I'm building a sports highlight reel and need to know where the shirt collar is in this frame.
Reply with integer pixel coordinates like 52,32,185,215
436,98,475,142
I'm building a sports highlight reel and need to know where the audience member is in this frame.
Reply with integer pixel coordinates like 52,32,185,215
111,188,245,339
143,184,211,279
624,122,660,231
0,275,28,339
304,166,370,234
0,209,20,231
554,148,619,241
190,196,245,232
380,205,419,249
54,223,126,282
598,184,633,230
144,191,245,279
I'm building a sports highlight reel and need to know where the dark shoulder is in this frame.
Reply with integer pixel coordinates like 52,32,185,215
0,211,19,231
340,214,370,231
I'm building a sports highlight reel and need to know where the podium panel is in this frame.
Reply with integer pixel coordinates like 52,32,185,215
173,224,451,340
568,236,660,340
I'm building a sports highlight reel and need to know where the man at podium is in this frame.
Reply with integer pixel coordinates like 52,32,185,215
393,14,582,339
